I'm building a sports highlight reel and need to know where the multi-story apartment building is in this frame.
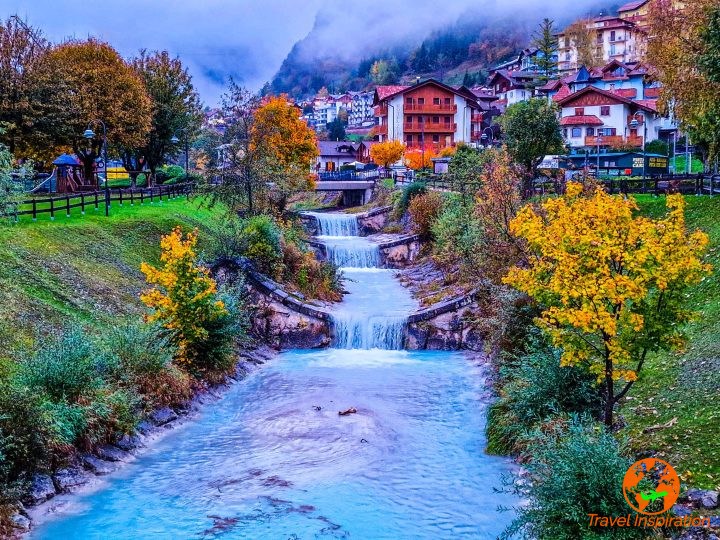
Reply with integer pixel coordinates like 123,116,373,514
557,16,644,75
348,91,375,128
487,69,541,107
373,80,484,151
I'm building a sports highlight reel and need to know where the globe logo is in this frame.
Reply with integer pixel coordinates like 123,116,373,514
622,458,680,515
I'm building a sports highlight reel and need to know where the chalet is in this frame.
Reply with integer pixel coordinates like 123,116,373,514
556,85,663,150
372,79,484,152
316,141,361,172
486,70,541,106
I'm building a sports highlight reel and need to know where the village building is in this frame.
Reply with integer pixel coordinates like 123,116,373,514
372,79,484,152
348,91,375,128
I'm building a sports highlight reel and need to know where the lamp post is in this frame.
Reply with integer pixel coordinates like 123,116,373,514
83,120,108,217
170,131,190,181
629,117,647,189
480,127,493,148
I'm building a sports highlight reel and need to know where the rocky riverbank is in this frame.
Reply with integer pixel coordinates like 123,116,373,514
10,347,277,538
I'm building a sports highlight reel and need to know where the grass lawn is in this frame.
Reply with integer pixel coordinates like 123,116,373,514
629,195,720,491
0,197,223,356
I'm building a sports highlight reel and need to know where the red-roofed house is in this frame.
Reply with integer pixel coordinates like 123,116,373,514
557,86,664,149
372,79,483,151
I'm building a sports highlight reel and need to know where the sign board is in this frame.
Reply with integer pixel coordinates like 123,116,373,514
539,155,560,169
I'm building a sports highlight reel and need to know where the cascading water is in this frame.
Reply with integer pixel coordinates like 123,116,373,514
30,211,518,539
307,212,412,350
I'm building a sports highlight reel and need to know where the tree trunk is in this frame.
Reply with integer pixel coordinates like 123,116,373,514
604,353,614,427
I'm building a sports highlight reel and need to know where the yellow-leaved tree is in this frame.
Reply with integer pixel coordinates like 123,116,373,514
504,183,711,426
370,140,405,173
404,146,437,171
141,227,230,375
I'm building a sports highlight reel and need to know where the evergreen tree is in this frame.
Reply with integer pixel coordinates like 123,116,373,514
532,18,558,81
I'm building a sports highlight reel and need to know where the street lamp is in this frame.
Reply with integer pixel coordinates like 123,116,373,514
480,127,493,148
629,116,647,189
171,131,190,181
83,120,109,217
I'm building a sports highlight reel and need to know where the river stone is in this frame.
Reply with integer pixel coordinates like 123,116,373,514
672,504,693,517
10,512,31,531
54,467,89,491
96,444,129,462
23,474,56,505
115,434,143,451
82,454,114,475
150,407,178,426
136,420,154,434
685,488,719,509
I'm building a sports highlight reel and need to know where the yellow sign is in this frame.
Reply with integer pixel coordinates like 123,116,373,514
649,157,667,168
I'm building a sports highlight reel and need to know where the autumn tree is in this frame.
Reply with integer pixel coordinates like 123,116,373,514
122,50,202,186
499,98,564,195
39,39,152,183
564,19,602,70
404,146,436,170
141,227,231,375
648,0,720,161
250,95,318,212
370,140,405,174
532,18,558,81
0,16,53,159
504,184,711,427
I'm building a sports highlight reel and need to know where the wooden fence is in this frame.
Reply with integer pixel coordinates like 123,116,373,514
395,173,720,197
3,182,194,220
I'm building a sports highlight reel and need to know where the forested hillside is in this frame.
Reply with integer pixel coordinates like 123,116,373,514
269,2,620,98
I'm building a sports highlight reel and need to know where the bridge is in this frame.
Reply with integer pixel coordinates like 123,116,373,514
313,170,380,205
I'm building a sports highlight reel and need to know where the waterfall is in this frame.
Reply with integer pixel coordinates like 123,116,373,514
303,211,410,350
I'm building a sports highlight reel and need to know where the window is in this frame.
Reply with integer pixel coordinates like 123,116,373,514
432,134,440,142
433,116,439,123
433,97,441,105
406,135,413,144
417,98,425,105
406,116,413,123
587,127,595,136
571,127,582,137
444,97,451,105
600,106,610,116
444,116,451,123
406,97,413,105
610,30,616,41
563,128,568,138
575,107,585,116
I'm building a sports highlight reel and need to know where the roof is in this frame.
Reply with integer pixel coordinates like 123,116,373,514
612,88,638,98
618,0,650,12
317,141,360,158
374,85,409,102
557,85,658,113
53,153,81,166
552,84,572,102
560,115,604,126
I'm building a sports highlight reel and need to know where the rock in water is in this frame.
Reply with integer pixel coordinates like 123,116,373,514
338,407,357,416
23,474,56,505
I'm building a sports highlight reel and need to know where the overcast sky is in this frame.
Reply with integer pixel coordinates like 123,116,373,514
3,0,602,105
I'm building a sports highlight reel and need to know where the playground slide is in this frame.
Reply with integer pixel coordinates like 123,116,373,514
30,169,57,193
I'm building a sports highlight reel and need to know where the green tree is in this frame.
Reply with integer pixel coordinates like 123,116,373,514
370,60,396,85
532,18,558,81
498,98,564,195
326,118,346,141
122,50,203,186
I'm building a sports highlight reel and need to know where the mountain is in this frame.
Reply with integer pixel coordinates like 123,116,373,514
269,1,620,99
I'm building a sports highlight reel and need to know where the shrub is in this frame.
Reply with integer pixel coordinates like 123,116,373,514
240,215,283,276
162,164,185,179
135,173,147,187
432,197,483,273
16,330,103,403
282,242,342,302
487,339,603,456
502,418,641,540
141,227,233,376
393,181,427,219
407,191,444,238
154,169,169,184
101,323,192,409
0,383,52,503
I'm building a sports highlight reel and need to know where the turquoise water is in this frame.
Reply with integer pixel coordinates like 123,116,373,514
32,349,517,539
31,212,517,539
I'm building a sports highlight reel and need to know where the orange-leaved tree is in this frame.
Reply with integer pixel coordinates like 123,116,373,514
503,183,711,427
404,145,437,170
250,95,318,212
141,227,230,375
370,140,405,172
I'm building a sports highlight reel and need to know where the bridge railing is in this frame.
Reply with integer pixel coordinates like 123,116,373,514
317,170,379,182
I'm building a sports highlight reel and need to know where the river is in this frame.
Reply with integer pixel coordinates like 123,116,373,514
31,212,517,539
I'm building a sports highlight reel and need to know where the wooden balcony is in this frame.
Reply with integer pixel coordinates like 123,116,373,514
376,124,388,136
374,105,388,116
585,135,643,147
404,103,457,113
471,113,484,123
404,123,456,133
